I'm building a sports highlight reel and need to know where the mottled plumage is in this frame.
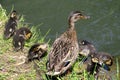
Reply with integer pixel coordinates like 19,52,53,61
46,11,89,76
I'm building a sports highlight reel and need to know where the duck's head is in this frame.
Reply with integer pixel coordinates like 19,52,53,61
68,11,90,23
10,10,17,19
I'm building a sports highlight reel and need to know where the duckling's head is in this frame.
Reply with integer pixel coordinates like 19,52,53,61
79,40,91,45
79,40,96,56
24,32,32,40
20,27,32,40
27,43,48,61
91,52,113,71
68,11,90,23
4,27,14,39
91,52,113,66
29,43,48,54
10,10,17,19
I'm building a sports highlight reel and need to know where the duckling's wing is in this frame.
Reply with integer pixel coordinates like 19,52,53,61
47,36,79,75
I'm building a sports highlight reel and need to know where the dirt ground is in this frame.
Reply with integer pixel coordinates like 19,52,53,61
0,50,33,80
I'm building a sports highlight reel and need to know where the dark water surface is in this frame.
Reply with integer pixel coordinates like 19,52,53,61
1,0,120,56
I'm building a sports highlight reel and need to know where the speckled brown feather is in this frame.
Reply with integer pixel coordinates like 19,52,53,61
47,28,79,75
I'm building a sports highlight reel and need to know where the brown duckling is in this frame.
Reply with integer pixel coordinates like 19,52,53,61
91,52,113,70
4,10,18,39
13,27,32,51
27,43,48,62
91,52,113,80
78,40,98,74
79,40,113,77
46,11,90,76
79,40,96,56
14,27,32,40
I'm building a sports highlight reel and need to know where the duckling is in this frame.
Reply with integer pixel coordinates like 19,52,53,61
46,11,90,76
4,10,18,39
91,52,113,71
80,56,100,75
14,27,32,40
79,40,113,78
13,27,32,51
79,40,96,56
91,52,113,80
27,43,48,62
78,40,97,74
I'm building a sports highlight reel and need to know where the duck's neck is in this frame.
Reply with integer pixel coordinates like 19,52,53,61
68,20,75,30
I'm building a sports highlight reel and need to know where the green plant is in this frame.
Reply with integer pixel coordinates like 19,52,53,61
116,58,119,80
0,73,9,80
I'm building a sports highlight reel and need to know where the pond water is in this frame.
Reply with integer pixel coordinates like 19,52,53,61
1,0,120,56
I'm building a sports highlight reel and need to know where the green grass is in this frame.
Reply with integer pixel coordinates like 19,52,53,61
0,5,119,80
116,58,119,80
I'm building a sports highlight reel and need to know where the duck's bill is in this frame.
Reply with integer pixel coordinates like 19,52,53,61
80,15,90,19
102,63,110,71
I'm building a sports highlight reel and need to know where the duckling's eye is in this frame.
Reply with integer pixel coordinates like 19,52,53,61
35,47,39,51
11,13,16,18
13,13,16,16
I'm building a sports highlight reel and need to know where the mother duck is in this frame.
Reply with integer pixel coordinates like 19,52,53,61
46,11,89,76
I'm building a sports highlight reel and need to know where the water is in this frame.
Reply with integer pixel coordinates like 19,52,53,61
1,0,120,56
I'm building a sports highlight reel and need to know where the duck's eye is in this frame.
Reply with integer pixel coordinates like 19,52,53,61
74,16,79,19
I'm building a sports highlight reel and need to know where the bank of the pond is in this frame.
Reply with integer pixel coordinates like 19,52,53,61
0,5,119,80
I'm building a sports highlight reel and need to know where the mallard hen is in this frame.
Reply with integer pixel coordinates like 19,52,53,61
46,11,90,76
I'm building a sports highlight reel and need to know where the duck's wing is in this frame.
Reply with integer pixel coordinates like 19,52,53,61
47,35,79,75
